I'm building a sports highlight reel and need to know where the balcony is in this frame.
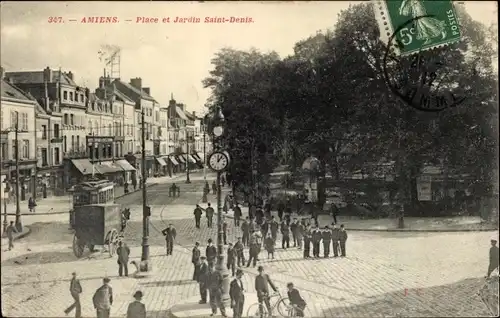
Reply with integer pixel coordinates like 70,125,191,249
51,137,64,143
63,147,88,159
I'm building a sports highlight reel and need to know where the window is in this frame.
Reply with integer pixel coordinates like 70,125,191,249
70,114,74,125
69,92,73,101
54,147,60,165
10,111,17,128
108,124,112,136
63,91,68,100
88,120,93,134
71,136,75,151
64,114,69,125
63,136,67,152
76,136,80,151
22,113,28,131
80,94,84,103
42,125,47,139
54,124,60,138
1,142,7,160
108,144,112,157
22,140,29,159
155,111,159,122
41,148,48,166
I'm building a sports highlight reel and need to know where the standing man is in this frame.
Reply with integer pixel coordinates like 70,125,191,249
92,278,113,318
290,218,299,248
270,216,279,242
212,180,217,194
322,226,332,258
230,269,245,318
249,217,257,235
223,218,228,245
249,203,256,220
330,202,339,224
227,242,236,277
296,220,304,250
246,234,259,268
116,241,130,277
64,272,82,318
126,291,146,318
192,242,201,281
303,228,311,259
5,221,18,251
208,263,227,317
233,203,242,226
241,217,250,247
312,226,322,258
206,203,214,228
281,220,290,249
487,239,499,277
206,239,217,266
331,223,340,257
197,256,209,304
194,205,203,229
161,223,177,256
277,200,285,221
339,224,348,257
234,237,246,267
255,266,278,317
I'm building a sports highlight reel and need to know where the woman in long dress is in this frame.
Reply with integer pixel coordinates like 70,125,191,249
399,0,447,45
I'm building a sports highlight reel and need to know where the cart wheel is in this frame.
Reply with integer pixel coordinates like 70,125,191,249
108,229,118,257
72,235,85,258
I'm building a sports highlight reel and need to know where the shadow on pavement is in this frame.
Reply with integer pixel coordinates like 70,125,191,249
139,279,195,287
1,250,80,266
320,277,492,317
147,310,172,318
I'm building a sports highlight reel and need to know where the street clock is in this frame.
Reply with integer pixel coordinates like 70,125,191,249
208,151,230,172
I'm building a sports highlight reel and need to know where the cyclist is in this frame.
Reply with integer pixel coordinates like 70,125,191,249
255,265,278,317
286,282,307,317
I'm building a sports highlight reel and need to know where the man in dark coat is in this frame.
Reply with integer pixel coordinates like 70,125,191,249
296,220,305,249
255,266,278,317
205,203,214,228
261,219,270,237
161,224,177,256
241,217,250,247
227,242,236,277
281,220,290,249
192,242,201,281
197,256,209,304
212,181,217,194
246,234,259,268
229,269,245,318
92,278,113,318
303,228,311,258
286,282,307,317
330,203,339,224
233,203,242,226
312,227,322,258
194,205,203,229
331,223,341,257
249,203,256,220
339,224,348,257
256,206,264,224
487,239,499,277
277,200,285,221
270,216,279,242
322,226,332,258
206,239,217,266
208,264,227,317
116,241,130,277
234,237,245,267
64,272,82,318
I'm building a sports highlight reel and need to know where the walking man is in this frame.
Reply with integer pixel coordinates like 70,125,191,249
322,226,332,258
234,237,246,267
331,223,340,257
487,239,499,277
161,223,177,256
6,221,17,250
64,272,82,318
206,239,217,266
197,256,209,304
339,224,348,257
92,277,113,318
255,266,278,317
281,220,290,249
192,242,201,281
230,269,245,318
194,205,203,229
241,217,250,247
208,263,227,317
126,291,146,318
116,241,130,277
206,203,214,228
227,242,236,277
233,203,242,226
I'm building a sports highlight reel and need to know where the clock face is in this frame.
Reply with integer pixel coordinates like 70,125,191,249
209,152,228,171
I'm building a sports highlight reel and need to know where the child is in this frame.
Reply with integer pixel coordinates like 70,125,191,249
264,233,275,259
286,282,307,317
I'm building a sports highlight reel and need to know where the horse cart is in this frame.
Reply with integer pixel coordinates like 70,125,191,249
69,180,130,258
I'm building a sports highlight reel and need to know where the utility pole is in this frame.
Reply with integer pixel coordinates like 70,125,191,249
14,111,22,232
140,110,151,271
203,126,206,181
186,133,191,183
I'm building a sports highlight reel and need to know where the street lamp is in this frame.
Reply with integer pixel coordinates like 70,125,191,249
208,106,230,305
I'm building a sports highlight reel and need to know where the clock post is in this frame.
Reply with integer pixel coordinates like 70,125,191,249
208,106,231,306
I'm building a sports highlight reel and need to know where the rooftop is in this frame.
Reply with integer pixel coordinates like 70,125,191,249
114,79,157,102
1,79,35,102
5,70,77,86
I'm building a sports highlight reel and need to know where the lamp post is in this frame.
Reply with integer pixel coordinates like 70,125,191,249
2,179,9,234
211,106,230,304
202,115,209,203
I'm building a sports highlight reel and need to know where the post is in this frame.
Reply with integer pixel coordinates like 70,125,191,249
2,193,7,234
186,135,191,183
203,129,206,181
14,112,22,232
140,110,150,270
215,169,230,304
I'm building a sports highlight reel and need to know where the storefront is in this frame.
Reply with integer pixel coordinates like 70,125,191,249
155,156,167,176
65,158,99,190
94,161,124,184
115,159,136,185
8,162,37,202
168,155,179,176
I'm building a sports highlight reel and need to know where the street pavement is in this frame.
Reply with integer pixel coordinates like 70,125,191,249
1,172,497,317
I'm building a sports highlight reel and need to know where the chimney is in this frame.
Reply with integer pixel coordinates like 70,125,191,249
192,111,196,118
67,71,74,80
142,87,150,95
130,77,142,90
43,66,52,83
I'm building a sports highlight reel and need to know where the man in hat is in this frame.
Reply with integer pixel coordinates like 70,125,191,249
331,223,341,257
194,204,203,229
255,266,278,317
161,223,177,256
234,237,245,267
227,242,236,277
206,238,217,266
92,277,113,318
192,242,201,281
311,226,322,258
126,291,146,318
241,217,250,247
64,272,82,318
5,221,17,251
339,224,348,257
487,239,499,277
322,226,332,258
233,203,242,226
208,262,227,317
286,282,307,317
270,216,279,242
206,203,215,228
117,241,130,277
229,269,245,318
197,256,209,304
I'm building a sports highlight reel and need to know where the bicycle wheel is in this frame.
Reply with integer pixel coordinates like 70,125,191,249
276,298,293,317
247,302,268,318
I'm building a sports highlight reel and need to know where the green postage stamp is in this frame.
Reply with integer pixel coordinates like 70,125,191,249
374,0,462,55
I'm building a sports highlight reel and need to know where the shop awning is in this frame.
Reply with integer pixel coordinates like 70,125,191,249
71,159,96,176
169,156,179,165
156,157,167,166
95,161,122,174
115,159,136,171
196,152,205,162
177,155,186,163
192,153,201,161
187,154,197,164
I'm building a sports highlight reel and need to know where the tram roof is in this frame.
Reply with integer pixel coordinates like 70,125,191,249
74,180,114,191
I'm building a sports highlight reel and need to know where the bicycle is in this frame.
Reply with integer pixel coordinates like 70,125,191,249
246,292,306,317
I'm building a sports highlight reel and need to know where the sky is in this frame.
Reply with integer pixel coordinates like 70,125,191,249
1,1,497,115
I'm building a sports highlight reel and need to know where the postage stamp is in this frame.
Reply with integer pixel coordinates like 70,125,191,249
374,0,462,56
